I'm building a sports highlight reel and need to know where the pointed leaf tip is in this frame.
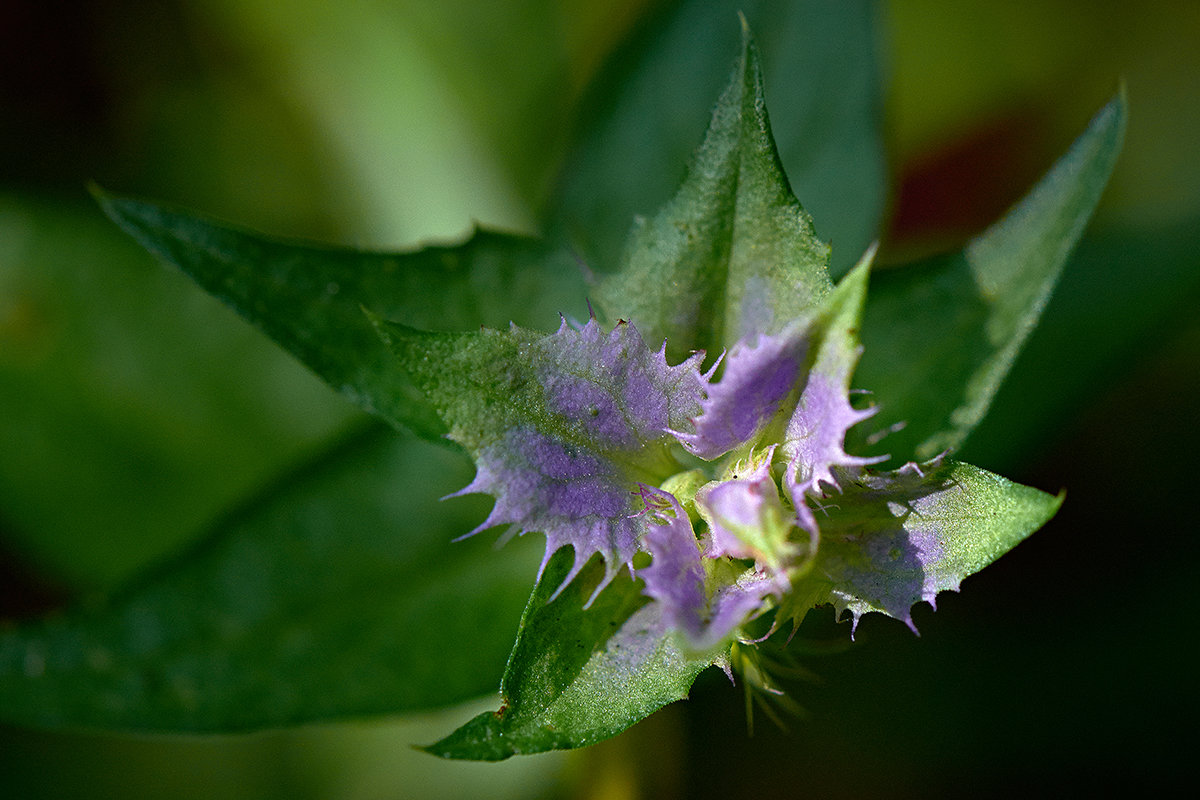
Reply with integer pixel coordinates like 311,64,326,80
855,94,1126,463
594,18,832,359
94,192,587,443
428,551,718,760
793,460,1062,632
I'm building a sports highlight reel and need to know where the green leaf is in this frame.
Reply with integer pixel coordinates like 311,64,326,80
788,460,1063,632
853,91,1127,463
369,322,535,445
193,0,559,241
593,26,833,360
552,0,884,278
0,426,540,731
425,549,719,760
94,189,586,443
961,214,1200,471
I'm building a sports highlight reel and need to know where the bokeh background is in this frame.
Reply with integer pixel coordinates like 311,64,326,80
1,0,1197,797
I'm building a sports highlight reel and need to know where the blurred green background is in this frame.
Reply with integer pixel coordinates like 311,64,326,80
1,0,1197,797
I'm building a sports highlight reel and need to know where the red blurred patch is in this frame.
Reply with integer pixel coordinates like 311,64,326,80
887,106,1056,253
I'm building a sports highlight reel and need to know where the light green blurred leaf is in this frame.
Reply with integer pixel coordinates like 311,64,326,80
853,91,1126,463
195,0,541,241
0,704,567,800
426,549,717,760
0,426,539,731
0,194,354,588
96,191,587,443
552,0,884,277
196,0,655,243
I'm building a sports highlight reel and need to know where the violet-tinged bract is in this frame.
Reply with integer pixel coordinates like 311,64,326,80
374,30,1064,659
375,23,1103,760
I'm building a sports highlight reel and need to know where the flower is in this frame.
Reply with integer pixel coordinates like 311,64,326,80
374,240,1057,661
382,250,906,652
445,309,844,649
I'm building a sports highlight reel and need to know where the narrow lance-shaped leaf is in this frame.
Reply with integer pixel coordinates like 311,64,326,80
425,549,721,761
853,90,1127,463
0,426,540,732
94,189,586,443
966,215,1200,470
594,24,833,361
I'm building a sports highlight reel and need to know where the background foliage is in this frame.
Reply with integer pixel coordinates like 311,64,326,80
1,0,1197,796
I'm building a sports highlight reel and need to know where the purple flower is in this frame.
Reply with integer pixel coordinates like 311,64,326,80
410,253,1056,652
442,261,888,648
635,303,882,647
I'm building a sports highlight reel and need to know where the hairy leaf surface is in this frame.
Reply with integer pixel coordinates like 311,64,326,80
593,28,833,360
553,0,884,278
790,460,1062,633
375,318,703,594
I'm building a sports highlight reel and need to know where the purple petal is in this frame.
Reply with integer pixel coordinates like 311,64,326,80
637,487,708,638
638,486,788,649
454,318,705,600
455,426,641,599
810,461,954,634
673,326,810,459
702,571,790,649
801,458,1060,637
782,370,881,503
781,253,883,509
694,451,796,571
535,318,705,451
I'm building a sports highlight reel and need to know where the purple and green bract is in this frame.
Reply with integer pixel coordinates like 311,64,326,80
390,10,1139,758
379,248,1052,655
378,29,1066,663
373,23,1124,760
